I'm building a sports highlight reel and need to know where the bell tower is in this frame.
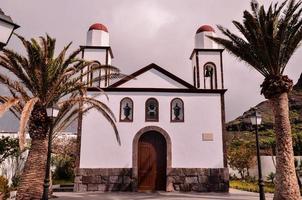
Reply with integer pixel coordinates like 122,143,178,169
190,25,224,90
81,23,114,88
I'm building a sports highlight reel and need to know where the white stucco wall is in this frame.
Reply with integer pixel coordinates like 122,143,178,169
191,51,223,90
229,156,302,181
80,91,224,169
118,69,187,89
83,48,109,65
83,48,113,87
86,30,109,47
198,51,222,89
195,32,218,49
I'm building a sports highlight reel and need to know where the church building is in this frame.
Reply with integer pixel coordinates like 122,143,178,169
74,23,229,192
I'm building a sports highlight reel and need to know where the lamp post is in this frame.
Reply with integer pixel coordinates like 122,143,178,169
43,105,59,200
250,108,265,200
0,9,19,49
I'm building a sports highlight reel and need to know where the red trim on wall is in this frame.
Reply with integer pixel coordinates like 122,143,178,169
109,63,195,89
87,87,227,94
190,48,224,60
80,46,114,58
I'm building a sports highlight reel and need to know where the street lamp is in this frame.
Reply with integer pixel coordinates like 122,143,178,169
43,105,59,200
250,108,265,200
0,9,19,49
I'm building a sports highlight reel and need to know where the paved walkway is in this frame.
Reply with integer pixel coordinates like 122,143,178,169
54,189,274,200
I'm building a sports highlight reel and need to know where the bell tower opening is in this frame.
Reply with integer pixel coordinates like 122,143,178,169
190,25,224,90
81,23,114,88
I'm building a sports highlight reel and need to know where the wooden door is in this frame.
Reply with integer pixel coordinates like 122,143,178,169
138,131,167,191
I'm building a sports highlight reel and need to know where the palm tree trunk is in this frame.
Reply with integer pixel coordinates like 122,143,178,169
16,104,49,200
16,138,47,200
271,92,300,200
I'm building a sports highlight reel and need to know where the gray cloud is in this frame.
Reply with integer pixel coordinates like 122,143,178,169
1,0,301,129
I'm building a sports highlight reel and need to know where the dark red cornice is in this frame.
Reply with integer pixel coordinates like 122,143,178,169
190,48,224,60
109,63,195,89
80,46,114,58
87,87,227,94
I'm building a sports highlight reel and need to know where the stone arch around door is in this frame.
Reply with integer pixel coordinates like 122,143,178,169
132,126,172,191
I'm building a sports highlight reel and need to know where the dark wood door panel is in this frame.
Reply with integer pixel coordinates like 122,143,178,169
138,144,155,190
138,131,167,191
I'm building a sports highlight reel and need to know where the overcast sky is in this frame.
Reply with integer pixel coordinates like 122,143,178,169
1,0,302,130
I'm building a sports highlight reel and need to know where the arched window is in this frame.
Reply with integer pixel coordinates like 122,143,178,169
171,98,184,122
120,97,134,122
87,61,101,87
203,62,217,89
145,98,159,122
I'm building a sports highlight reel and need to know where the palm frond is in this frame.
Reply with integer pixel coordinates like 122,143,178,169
19,97,39,151
58,96,120,144
0,34,122,145
209,0,302,78
0,95,22,119
0,98,19,117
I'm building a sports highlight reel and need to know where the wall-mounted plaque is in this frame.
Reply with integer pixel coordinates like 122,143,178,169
202,133,214,141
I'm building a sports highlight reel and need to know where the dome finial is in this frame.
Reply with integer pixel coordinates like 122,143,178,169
89,23,108,32
196,25,215,34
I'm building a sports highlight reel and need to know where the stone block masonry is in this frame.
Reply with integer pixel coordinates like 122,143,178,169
167,168,229,192
74,168,229,192
74,168,132,192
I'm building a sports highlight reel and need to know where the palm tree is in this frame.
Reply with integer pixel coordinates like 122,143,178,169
0,35,121,199
209,0,302,199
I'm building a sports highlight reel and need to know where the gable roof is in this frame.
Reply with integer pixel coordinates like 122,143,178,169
109,63,195,89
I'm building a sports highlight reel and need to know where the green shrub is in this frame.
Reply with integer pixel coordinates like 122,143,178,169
266,172,275,184
52,155,75,181
0,176,9,199
0,137,19,164
228,137,256,179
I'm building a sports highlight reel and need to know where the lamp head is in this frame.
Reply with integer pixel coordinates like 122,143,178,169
0,9,19,48
46,105,59,118
250,108,262,125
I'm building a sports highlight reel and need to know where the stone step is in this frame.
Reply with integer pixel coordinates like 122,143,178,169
53,184,74,192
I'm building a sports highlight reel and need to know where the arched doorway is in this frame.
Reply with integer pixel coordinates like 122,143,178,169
133,126,172,191
137,131,167,191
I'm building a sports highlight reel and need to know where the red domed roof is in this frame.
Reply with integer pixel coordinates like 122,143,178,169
89,23,108,32
196,25,215,34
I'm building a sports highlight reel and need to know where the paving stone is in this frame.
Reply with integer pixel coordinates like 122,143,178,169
87,184,98,191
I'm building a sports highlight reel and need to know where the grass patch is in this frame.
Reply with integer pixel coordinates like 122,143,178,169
230,180,275,193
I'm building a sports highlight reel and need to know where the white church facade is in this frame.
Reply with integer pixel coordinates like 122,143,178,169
74,23,229,192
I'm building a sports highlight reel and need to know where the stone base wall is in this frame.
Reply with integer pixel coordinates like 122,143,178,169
74,168,132,192
74,168,229,192
167,168,229,192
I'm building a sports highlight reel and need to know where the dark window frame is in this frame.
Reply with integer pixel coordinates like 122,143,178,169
203,62,217,89
88,61,101,87
145,98,159,122
170,98,184,122
119,97,134,122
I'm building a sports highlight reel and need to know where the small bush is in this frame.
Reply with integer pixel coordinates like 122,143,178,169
230,180,274,193
52,155,75,181
52,137,76,183
266,172,275,184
